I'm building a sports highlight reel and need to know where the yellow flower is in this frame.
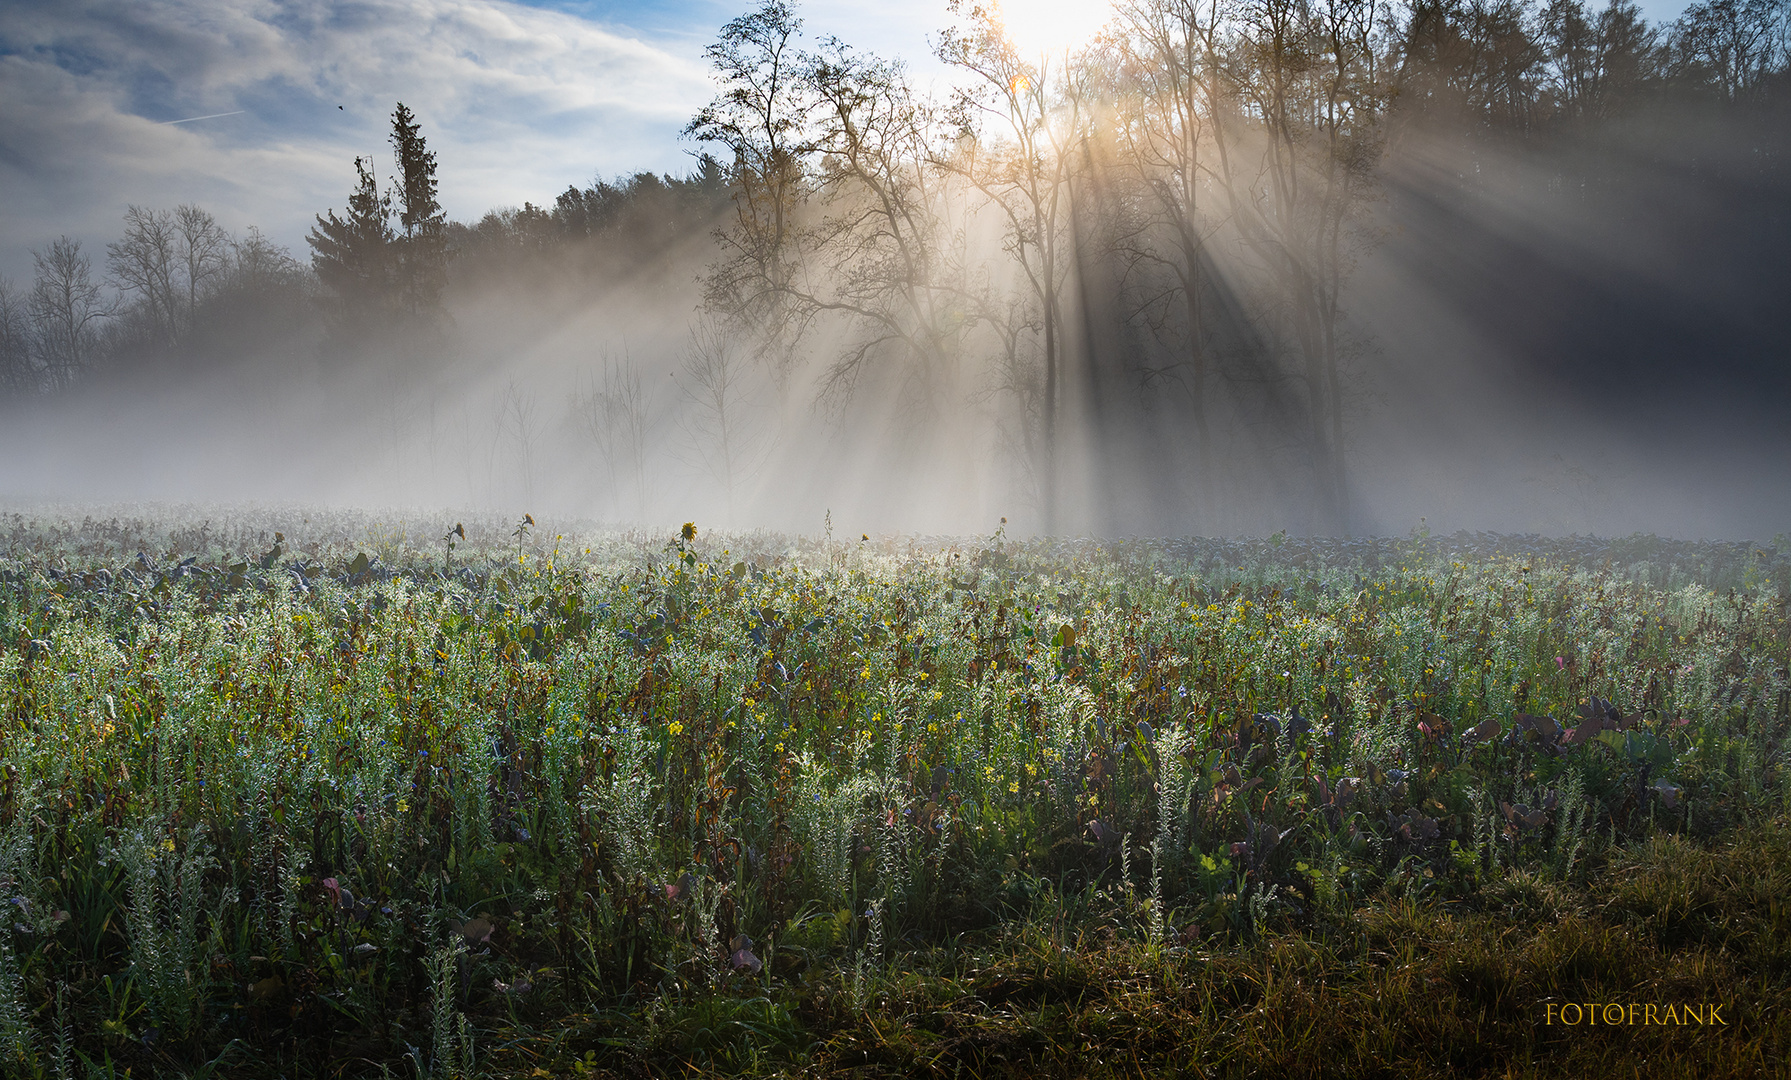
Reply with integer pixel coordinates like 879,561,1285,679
669,721,684,736
1008,781,1020,794
682,522,697,541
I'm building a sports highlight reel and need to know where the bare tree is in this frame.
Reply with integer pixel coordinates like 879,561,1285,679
495,379,543,508
173,204,232,332
684,0,816,374
570,350,653,520
676,316,770,523
29,237,108,390
231,227,306,293
1212,0,1388,531
1670,0,1788,100
798,39,975,414
106,206,179,346
936,1,1088,530
1109,0,1231,513
0,277,35,395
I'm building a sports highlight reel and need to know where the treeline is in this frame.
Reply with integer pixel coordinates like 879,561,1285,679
668,0,1791,531
3,0,1787,531
0,216,311,392
0,103,726,389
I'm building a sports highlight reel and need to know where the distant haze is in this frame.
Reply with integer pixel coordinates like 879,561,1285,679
1,0,1785,541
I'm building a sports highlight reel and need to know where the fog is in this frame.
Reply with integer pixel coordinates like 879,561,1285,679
2,0,1787,542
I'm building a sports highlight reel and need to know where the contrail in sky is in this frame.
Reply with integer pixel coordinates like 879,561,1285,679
159,110,246,125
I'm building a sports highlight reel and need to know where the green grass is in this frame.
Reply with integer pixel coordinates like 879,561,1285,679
0,510,1785,1076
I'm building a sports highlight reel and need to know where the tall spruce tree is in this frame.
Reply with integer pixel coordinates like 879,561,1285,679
307,155,394,332
389,103,447,315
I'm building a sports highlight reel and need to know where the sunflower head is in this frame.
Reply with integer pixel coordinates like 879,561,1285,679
682,522,697,542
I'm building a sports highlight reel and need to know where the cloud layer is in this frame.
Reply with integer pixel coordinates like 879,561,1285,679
0,0,714,279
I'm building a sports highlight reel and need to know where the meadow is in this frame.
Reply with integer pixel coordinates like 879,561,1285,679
0,507,1787,1078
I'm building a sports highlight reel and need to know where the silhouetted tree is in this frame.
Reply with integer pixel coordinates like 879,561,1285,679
106,206,179,348
173,205,232,332
685,0,815,372
1537,0,1661,120
676,316,769,522
28,237,107,390
1210,0,1388,531
0,277,34,395
570,351,653,518
1109,0,1229,512
937,0,1087,528
1394,0,1546,130
1670,0,1788,100
389,102,448,315
800,39,972,413
307,155,395,335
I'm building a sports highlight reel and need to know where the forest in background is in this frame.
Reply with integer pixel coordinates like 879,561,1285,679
0,0,1787,538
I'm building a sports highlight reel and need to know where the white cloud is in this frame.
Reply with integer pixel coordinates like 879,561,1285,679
0,0,713,280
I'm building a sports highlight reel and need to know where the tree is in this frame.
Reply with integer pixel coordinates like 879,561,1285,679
1394,0,1546,131
389,102,448,315
307,156,395,332
106,204,233,351
684,0,816,372
1670,0,1788,100
1109,0,1230,513
799,39,972,413
494,379,542,508
936,1,1088,529
570,350,653,519
231,227,307,296
28,237,108,390
0,277,34,395
173,204,232,331
676,316,770,522
1206,0,1388,531
106,206,179,347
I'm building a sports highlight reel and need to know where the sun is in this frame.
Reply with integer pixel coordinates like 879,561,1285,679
995,0,1115,58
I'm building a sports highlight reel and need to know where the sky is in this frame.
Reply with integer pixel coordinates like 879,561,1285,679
0,0,1696,286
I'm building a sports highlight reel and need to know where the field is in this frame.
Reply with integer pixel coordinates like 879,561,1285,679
0,507,1788,1078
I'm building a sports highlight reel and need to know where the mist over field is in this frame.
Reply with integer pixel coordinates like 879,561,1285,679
1,0,1787,541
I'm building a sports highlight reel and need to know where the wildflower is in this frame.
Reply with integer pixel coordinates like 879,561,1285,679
682,522,697,542
669,721,684,736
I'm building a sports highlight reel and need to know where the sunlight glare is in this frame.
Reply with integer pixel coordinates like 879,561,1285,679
996,0,1115,58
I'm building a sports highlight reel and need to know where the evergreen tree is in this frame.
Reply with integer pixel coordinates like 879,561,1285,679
307,155,395,331
389,102,447,315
